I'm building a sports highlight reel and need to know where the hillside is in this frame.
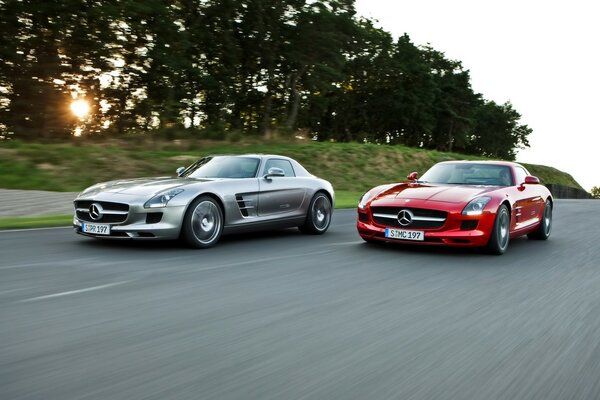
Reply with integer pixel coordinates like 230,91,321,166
0,139,584,194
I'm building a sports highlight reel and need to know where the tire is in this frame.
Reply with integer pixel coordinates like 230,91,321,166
181,196,223,248
486,204,510,255
528,199,552,240
299,192,332,234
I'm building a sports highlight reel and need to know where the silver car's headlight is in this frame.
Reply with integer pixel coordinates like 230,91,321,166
462,196,492,216
144,188,184,208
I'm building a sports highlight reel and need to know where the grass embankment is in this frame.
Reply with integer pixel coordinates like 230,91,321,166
0,215,72,230
0,138,584,229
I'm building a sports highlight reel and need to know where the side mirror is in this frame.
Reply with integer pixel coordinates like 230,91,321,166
176,166,186,176
407,171,418,182
524,175,540,184
264,167,285,180
519,175,540,191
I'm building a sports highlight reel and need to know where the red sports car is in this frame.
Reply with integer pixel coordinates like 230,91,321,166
356,161,553,254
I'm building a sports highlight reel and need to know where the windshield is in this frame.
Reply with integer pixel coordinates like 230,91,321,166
180,156,260,179
420,163,513,186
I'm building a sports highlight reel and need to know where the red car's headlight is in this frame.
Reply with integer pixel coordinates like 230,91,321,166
462,196,492,216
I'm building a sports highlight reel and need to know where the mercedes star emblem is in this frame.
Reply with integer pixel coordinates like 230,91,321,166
397,209,413,226
89,203,103,221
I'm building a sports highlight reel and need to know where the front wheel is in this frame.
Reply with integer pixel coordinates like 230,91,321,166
181,196,223,248
299,192,332,234
486,204,510,255
528,199,552,240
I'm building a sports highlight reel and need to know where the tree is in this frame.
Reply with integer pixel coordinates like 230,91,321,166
467,101,531,160
283,0,356,132
420,46,481,153
591,186,600,199
0,0,122,139
0,0,534,163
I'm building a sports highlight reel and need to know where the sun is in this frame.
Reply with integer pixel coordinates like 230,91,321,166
70,99,90,119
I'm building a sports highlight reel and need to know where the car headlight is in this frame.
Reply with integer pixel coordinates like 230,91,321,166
144,188,184,208
462,196,492,216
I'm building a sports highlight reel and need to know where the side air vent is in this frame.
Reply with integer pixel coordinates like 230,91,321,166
236,195,255,217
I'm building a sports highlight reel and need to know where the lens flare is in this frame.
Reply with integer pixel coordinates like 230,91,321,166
71,100,90,119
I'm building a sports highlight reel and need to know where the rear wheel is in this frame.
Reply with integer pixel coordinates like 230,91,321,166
486,204,510,255
181,196,223,248
299,192,332,234
528,199,552,240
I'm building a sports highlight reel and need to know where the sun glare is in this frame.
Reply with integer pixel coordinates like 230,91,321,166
71,99,90,119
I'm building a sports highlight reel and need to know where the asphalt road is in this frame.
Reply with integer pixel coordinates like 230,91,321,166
1,200,599,400
0,189,78,217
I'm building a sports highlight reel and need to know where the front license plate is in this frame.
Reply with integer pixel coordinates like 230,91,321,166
82,223,111,235
385,228,424,241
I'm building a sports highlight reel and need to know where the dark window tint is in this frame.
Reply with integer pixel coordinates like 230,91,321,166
263,159,295,177
186,156,259,178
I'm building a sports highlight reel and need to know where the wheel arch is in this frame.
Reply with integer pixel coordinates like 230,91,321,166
180,192,226,235
500,199,512,214
315,188,334,207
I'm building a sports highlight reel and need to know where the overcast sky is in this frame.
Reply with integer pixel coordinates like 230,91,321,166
354,0,598,191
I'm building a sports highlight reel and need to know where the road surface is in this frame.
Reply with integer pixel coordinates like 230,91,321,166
1,201,599,399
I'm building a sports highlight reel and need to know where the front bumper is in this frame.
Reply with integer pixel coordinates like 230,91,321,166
357,208,496,247
73,203,186,240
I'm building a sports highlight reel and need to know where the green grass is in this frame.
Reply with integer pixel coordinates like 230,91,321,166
335,191,363,209
0,215,72,230
0,138,585,193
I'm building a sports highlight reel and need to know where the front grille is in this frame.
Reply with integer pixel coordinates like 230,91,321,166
75,200,129,223
371,207,447,230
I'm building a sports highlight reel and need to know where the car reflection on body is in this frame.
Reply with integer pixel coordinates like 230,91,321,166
357,161,553,254
73,154,334,248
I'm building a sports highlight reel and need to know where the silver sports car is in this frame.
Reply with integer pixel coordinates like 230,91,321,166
73,154,334,248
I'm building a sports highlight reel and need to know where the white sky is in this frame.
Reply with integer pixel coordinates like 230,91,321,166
355,0,598,191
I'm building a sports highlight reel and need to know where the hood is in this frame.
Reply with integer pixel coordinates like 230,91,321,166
80,177,211,198
373,183,497,205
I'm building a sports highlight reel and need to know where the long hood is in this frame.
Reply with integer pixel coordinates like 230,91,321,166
373,183,498,205
79,177,210,198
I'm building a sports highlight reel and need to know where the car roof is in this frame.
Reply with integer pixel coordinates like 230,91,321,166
437,160,523,168
212,154,293,160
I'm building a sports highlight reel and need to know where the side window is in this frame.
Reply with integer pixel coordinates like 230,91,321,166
263,159,296,177
514,167,528,185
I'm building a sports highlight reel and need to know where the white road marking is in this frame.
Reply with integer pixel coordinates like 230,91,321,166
0,257,124,270
0,261,56,270
18,281,130,303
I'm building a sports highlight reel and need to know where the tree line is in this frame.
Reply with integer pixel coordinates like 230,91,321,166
0,0,531,159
